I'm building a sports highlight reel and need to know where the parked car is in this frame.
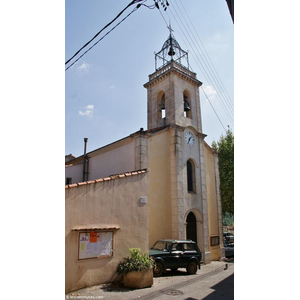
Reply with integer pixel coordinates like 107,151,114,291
149,239,202,277
223,232,234,242
224,241,234,258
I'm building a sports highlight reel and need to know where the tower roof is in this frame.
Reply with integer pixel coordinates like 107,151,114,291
155,28,189,71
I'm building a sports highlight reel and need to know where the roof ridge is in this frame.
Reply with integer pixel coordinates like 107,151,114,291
65,168,149,189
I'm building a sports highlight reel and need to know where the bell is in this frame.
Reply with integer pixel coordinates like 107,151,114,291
184,102,191,111
168,46,175,56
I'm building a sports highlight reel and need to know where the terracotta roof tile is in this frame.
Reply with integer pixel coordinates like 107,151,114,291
72,226,120,231
65,168,148,189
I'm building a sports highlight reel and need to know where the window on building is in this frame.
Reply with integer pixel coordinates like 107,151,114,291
187,160,195,192
211,236,220,246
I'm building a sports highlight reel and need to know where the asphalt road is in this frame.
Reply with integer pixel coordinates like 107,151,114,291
135,262,234,300
66,260,234,300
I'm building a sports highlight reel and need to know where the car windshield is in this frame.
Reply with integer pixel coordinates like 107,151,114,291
152,241,171,251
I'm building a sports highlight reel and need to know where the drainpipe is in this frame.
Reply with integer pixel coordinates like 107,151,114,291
82,138,88,182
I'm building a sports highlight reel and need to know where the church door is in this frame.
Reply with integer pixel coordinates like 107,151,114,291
186,212,197,243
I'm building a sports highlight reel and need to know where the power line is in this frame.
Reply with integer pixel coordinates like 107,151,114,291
165,6,234,126
176,0,234,110
201,86,227,132
66,0,142,66
65,5,140,71
65,0,170,70
169,3,234,123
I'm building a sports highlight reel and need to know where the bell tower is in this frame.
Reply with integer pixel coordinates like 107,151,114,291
144,28,203,132
144,30,213,264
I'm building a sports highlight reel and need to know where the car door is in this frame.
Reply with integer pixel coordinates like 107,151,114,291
181,243,198,266
164,243,185,268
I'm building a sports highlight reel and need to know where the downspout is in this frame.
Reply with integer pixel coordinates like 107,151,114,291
82,138,88,182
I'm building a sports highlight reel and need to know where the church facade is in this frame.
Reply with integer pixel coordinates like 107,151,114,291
65,32,224,291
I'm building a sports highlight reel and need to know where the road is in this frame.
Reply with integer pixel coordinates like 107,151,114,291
135,261,234,300
66,261,234,300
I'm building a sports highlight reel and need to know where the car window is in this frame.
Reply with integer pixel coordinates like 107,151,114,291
183,243,196,251
171,243,182,251
152,241,171,250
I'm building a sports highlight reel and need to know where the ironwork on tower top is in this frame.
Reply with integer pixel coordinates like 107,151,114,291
155,25,189,71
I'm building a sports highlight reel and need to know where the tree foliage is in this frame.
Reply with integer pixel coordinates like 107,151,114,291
212,128,234,216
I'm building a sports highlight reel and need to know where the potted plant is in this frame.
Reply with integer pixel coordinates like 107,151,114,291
117,248,154,289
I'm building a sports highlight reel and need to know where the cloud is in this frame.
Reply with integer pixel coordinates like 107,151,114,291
79,104,94,117
77,62,90,71
203,85,217,100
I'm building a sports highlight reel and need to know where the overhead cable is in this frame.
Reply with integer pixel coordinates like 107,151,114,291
164,3,234,126
168,4,234,124
65,5,140,71
176,0,234,110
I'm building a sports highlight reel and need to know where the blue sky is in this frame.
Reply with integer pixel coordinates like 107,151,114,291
65,0,234,157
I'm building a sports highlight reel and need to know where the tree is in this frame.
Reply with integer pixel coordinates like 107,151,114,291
211,127,234,216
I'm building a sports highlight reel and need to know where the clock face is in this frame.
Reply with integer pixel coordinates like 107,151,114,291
185,132,195,146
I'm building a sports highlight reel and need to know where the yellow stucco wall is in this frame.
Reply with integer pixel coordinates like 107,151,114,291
148,129,172,247
204,144,220,261
65,172,149,293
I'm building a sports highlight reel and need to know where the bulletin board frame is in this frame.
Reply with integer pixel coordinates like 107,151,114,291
77,230,115,260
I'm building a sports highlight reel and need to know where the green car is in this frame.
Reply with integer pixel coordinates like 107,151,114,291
149,239,202,277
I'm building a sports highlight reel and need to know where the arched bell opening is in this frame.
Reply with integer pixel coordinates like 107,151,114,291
183,90,192,119
157,91,166,119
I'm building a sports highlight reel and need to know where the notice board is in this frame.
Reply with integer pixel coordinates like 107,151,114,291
78,231,113,260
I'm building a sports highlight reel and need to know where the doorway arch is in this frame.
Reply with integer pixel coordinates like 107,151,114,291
186,211,197,244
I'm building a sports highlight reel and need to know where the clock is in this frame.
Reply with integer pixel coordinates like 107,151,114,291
185,132,195,146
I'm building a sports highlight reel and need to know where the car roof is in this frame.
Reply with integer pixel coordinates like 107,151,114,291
156,239,195,244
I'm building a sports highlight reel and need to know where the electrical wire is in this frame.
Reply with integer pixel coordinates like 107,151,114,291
66,5,140,71
65,0,147,68
201,86,227,132
167,4,234,125
163,3,234,127
176,0,234,110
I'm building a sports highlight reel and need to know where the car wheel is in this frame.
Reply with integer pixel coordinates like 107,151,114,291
153,262,164,277
187,261,198,275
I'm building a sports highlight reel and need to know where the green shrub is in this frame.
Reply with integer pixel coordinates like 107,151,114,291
117,248,154,275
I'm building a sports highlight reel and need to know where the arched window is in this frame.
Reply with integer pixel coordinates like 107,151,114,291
187,159,195,192
158,92,166,119
183,91,192,119
161,93,165,118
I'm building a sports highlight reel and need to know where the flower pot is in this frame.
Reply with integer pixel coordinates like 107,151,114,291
123,268,153,289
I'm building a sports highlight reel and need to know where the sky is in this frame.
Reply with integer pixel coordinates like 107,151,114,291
65,0,234,157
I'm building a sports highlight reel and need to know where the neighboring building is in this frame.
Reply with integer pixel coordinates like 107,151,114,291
65,154,75,163
65,31,225,292
226,0,234,23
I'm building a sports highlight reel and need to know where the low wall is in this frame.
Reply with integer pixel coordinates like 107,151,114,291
65,170,149,293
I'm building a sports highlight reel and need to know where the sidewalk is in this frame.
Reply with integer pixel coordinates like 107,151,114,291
66,260,233,300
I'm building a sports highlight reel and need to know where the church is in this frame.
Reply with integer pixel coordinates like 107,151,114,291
65,30,224,292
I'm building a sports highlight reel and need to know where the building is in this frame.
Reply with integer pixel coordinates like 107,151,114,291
65,31,224,292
